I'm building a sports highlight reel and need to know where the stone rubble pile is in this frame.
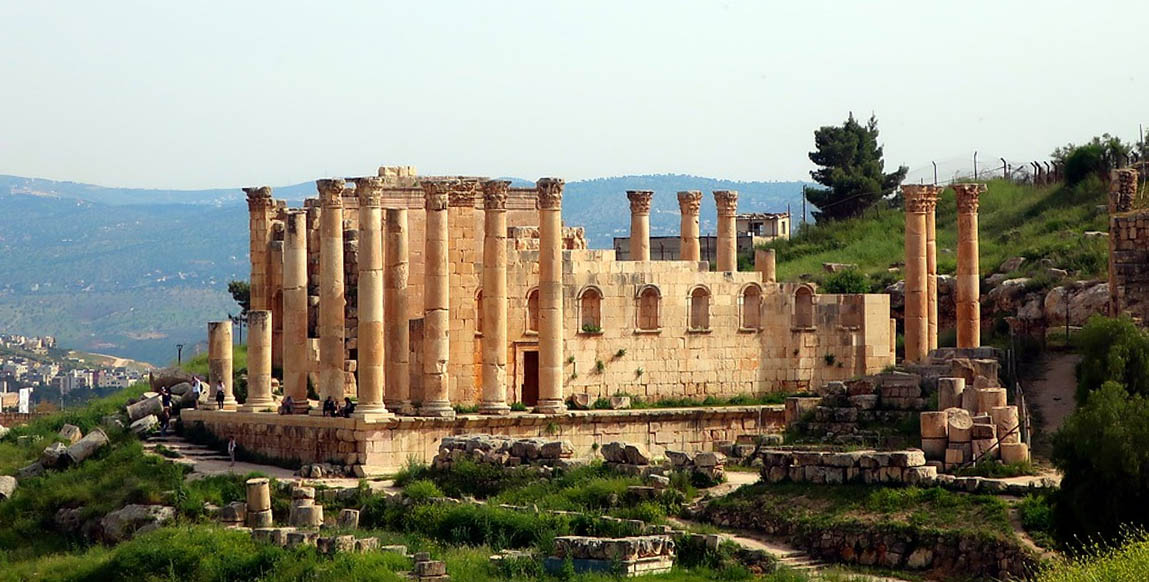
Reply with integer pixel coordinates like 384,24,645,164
289,485,325,528
297,462,355,478
433,435,576,471
9,427,110,486
759,449,937,486
666,449,727,483
600,441,655,475
920,376,1029,469
412,552,450,581
797,373,930,444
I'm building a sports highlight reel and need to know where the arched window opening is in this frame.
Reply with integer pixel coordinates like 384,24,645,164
579,287,603,333
526,288,540,333
794,286,815,329
637,286,661,331
689,287,710,330
741,285,762,330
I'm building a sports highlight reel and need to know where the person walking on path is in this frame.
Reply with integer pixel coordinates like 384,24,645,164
227,436,237,467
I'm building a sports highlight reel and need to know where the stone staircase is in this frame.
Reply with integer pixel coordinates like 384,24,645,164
775,549,826,572
142,435,230,464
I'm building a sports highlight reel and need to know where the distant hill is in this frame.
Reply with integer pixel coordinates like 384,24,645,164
0,173,808,364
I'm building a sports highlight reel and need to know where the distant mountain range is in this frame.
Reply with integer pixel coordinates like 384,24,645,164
0,173,809,364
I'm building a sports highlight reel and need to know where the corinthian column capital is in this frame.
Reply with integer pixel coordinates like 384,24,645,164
714,190,739,216
420,179,456,211
627,190,654,214
677,190,702,214
448,179,479,207
952,183,983,214
482,180,510,210
353,176,384,207
536,178,564,210
244,186,274,211
316,179,346,208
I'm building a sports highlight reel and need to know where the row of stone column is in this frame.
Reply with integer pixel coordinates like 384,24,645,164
625,190,741,271
902,184,982,363
216,176,569,418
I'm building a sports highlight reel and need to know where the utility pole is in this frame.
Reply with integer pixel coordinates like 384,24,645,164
973,151,979,180
1001,158,1008,180
176,344,184,366
801,186,807,226
932,161,938,185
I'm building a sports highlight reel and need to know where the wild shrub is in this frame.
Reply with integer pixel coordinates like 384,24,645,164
1073,316,1149,404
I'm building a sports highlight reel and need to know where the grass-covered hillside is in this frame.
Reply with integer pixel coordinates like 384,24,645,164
767,178,1110,289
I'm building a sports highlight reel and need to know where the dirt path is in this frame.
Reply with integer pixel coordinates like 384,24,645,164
1025,352,1080,457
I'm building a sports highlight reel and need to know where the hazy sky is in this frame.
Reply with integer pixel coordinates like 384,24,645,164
1,1,1145,189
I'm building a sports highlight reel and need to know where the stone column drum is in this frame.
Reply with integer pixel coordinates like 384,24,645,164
242,310,275,412
208,320,237,410
714,190,739,272
316,179,347,409
755,248,776,283
536,178,567,415
419,179,455,418
480,180,511,415
627,190,653,261
677,191,702,263
925,185,940,352
353,177,388,417
283,210,310,413
954,183,982,348
384,208,414,415
902,185,930,363
244,186,275,313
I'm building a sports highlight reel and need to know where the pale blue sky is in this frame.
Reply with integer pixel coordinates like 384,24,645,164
1,0,1145,189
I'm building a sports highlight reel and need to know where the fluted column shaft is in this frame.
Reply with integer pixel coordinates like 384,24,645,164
419,180,455,418
925,187,939,352
244,187,275,313
241,310,275,411
353,177,388,417
902,185,931,362
283,211,310,413
480,181,511,415
208,321,236,410
536,178,566,414
627,190,653,261
678,191,702,263
384,208,414,414
955,184,983,348
316,179,346,410
714,190,739,272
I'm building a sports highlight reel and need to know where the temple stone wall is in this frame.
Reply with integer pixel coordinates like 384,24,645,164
180,405,784,472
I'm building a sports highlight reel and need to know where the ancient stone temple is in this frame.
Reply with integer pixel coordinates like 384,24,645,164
183,166,895,473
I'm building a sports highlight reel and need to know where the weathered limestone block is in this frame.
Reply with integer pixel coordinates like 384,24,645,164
16,462,44,480
57,424,83,444
972,439,999,461
129,414,158,436
904,465,938,486
221,501,247,523
246,478,271,512
40,442,69,468
609,396,632,409
945,445,970,468
920,412,948,439
355,537,380,552
292,486,316,500
247,509,274,528
286,530,319,547
945,408,973,442
100,504,176,542
976,388,1007,415
971,423,997,441
920,438,947,460
149,367,195,391
1000,442,1030,464
937,377,965,411
989,406,1021,444
66,428,109,465
293,505,324,528
0,475,16,500
126,395,163,422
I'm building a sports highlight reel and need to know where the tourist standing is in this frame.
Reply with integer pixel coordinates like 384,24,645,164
216,384,225,410
227,436,237,467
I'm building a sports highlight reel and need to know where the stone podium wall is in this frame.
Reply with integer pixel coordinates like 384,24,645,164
180,405,784,472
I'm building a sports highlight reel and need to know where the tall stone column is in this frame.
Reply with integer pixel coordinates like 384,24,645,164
714,190,739,272
419,179,455,418
954,183,983,348
241,310,275,412
536,178,567,415
353,177,389,417
208,321,237,410
902,185,930,362
677,191,702,263
244,186,275,313
480,180,511,415
755,248,776,283
316,179,347,411
925,186,940,352
384,208,414,415
627,190,653,261
283,210,310,413
1108,169,1139,316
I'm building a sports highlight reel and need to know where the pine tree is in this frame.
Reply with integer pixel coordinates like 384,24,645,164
805,113,907,221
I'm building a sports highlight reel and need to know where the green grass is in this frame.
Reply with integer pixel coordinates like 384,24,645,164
1036,530,1149,581
768,178,1110,285
710,482,1014,540
955,459,1040,478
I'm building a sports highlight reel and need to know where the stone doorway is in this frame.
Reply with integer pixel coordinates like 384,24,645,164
521,350,539,406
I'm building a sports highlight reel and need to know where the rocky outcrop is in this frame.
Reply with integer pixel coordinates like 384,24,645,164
433,435,575,471
99,504,175,542
758,449,935,485
57,424,83,444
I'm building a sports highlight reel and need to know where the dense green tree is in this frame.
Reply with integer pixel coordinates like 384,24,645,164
1053,134,1135,185
227,280,251,318
1072,315,1149,405
806,113,907,221
822,269,869,294
1052,382,1149,541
